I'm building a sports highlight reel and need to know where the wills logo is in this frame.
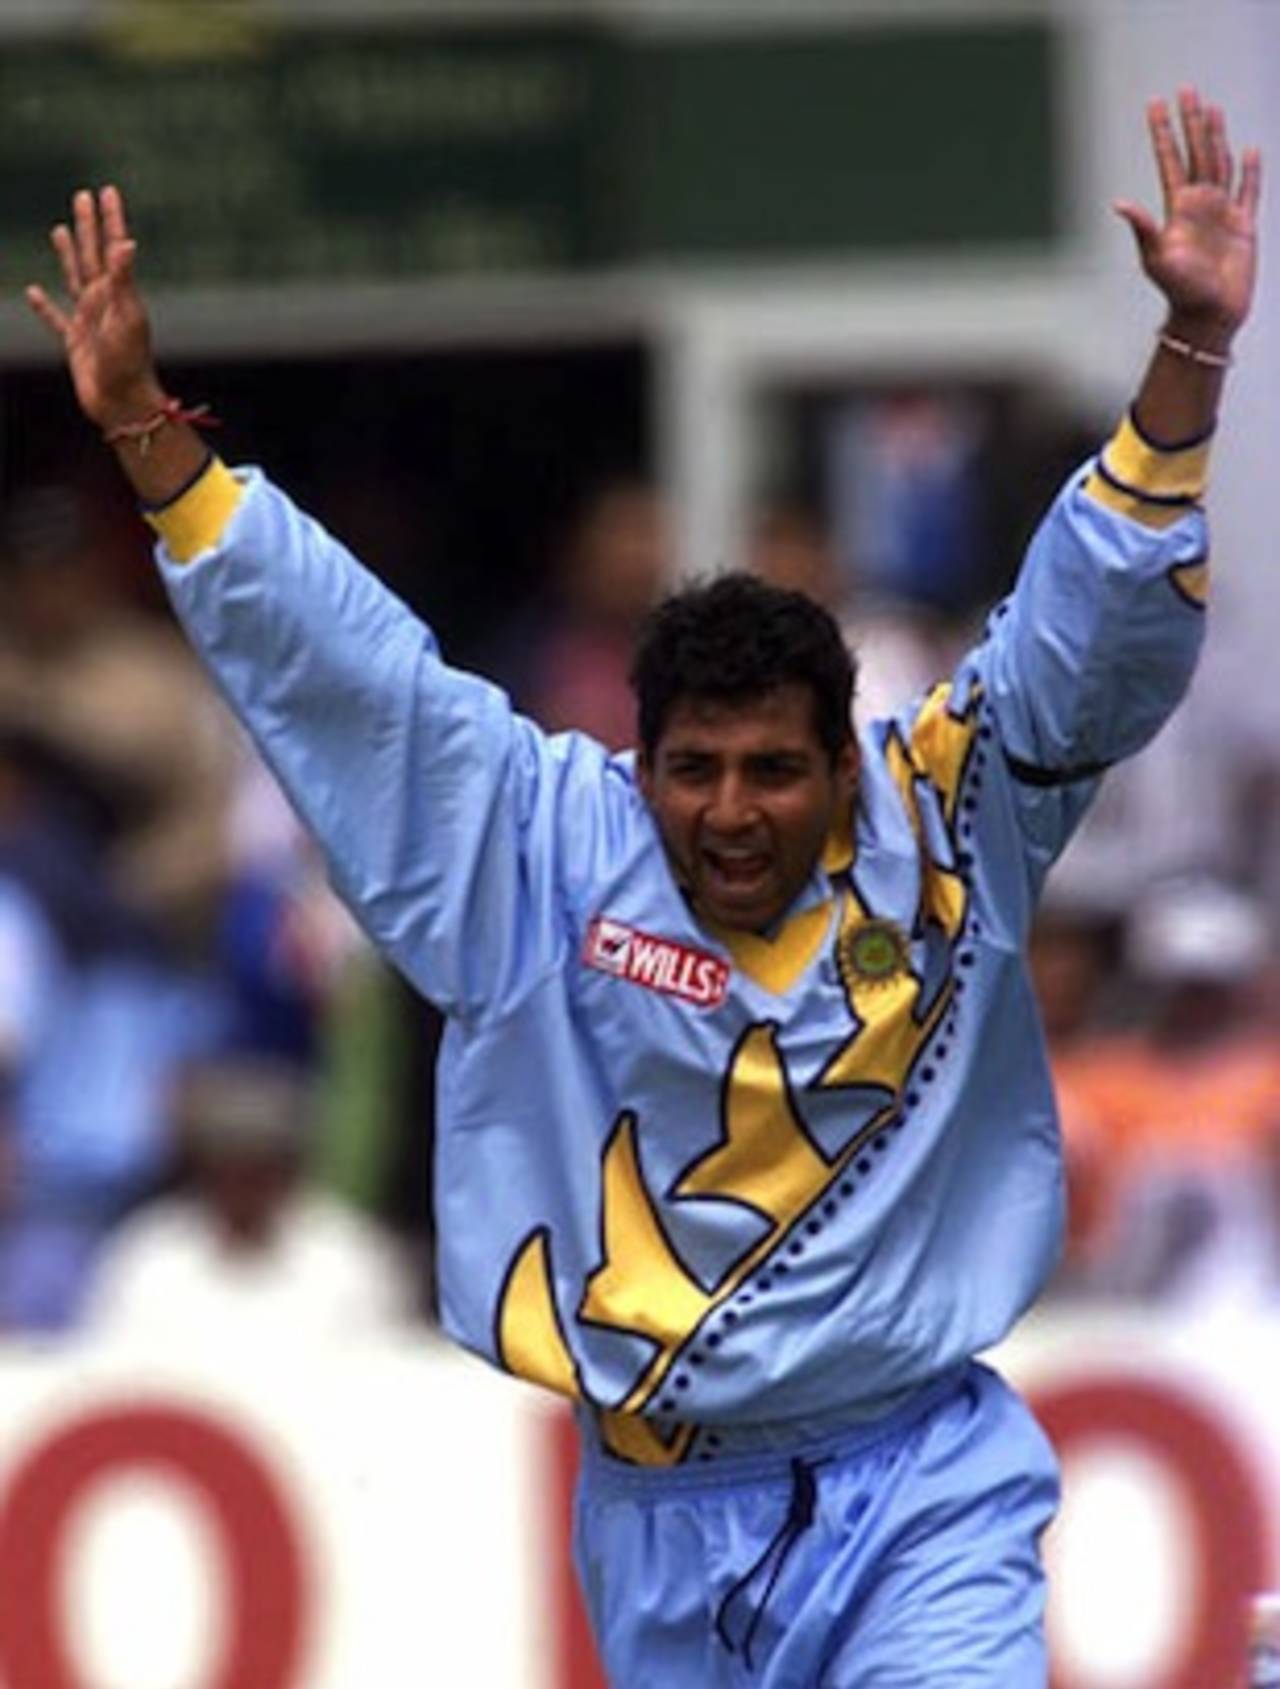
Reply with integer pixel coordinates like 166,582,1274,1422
583,917,729,1009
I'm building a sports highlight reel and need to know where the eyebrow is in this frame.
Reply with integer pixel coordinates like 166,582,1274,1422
662,746,814,769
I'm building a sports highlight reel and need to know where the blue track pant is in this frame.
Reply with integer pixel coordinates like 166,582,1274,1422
574,1363,1059,1687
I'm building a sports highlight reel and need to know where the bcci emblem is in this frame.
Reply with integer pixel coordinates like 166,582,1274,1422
839,918,911,987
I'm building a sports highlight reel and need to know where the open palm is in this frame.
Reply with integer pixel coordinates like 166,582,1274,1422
1117,89,1261,333
25,186,160,428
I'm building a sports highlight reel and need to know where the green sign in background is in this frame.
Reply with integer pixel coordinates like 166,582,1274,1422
0,20,1056,290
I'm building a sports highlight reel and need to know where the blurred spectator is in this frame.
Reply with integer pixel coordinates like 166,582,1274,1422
0,482,238,956
824,391,986,616
1049,706,1248,922
1028,901,1120,1291
1234,754,1280,953
487,477,669,750
0,483,389,1313
0,874,59,1238
86,1058,416,1341
0,726,227,1332
222,751,410,1230
1050,877,1280,1310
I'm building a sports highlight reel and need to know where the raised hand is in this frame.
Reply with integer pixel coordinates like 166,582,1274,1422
25,185,165,432
1115,88,1261,343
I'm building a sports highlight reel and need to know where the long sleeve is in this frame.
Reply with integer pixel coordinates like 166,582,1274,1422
155,469,633,1021
958,414,1209,878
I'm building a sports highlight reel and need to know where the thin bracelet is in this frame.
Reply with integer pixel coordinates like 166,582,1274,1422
103,396,220,456
1157,331,1233,370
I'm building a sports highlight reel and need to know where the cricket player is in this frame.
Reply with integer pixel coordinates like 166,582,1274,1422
25,88,1259,1685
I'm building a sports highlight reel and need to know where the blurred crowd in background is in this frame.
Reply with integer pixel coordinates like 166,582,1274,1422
0,373,1277,1345
0,465,417,1337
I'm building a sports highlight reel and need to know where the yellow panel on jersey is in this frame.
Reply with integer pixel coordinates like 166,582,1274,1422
1169,559,1210,607
1104,412,1211,500
145,458,244,563
596,1409,698,1467
884,729,920,833
884,730,964,941
1083,485,1187,531
675,1024,831,1223
496,1228,581,1399
709,900,834,996
923,856,967,942
883,695,974,942
821,800,856,875
579,1113,713,1349
819,893,951,1093
1084,411,1211,532
909,682,980,825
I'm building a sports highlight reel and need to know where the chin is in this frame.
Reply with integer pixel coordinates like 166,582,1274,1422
707,894,778,933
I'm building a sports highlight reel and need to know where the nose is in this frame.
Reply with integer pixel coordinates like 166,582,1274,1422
705,772,759,834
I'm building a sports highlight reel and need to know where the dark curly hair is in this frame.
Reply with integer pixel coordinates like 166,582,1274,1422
630,572,856,761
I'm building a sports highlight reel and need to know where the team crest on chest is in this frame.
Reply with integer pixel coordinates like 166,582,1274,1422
584,916,730,1009
839,917,912,987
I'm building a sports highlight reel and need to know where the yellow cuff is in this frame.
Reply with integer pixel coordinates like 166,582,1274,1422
1084,413,1211,531
1104,412,1211,498
144,457,243,564
1169,559,1210,608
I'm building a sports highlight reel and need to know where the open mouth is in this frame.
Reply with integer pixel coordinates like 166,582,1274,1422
702,846,771,889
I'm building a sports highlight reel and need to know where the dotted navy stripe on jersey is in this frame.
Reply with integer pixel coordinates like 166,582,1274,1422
660,708,993,1459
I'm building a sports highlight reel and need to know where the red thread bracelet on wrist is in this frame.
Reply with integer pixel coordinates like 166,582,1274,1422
103,397,220,456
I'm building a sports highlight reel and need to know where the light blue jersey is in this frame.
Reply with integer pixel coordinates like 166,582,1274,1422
154,420,1206,1475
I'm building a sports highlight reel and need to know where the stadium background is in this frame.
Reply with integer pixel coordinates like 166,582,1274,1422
0,1,1277,1685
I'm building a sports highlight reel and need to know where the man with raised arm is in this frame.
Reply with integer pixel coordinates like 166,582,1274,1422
26,89,1259,1686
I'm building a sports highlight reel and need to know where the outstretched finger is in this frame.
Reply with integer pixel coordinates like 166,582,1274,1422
1207,105,1232,190
99,183,131,253
1236,146,1263,219
1178,87,1212,181
1147,98,1187,210
72,188,103,282
24,284,70,342
50,223,82,299
105,237,138,285
1114,198,1161,264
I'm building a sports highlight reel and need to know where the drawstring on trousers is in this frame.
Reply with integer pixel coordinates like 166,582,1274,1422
714,1456,830,1671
